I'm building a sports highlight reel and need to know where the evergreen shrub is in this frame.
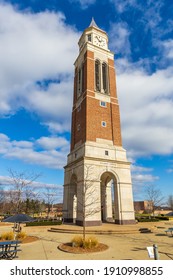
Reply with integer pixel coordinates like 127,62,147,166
26,220,62,226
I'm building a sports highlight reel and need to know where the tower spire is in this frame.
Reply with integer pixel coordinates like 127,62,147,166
89,17,99,29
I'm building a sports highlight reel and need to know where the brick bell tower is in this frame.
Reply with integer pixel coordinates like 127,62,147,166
63,19,135,226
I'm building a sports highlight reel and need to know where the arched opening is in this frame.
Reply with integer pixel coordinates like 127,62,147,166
95,59,101,92
100,172,119,223
68,174,77,223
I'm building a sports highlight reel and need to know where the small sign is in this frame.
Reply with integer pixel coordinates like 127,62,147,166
147,246,154,258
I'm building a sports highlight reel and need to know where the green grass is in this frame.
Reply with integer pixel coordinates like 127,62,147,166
135,214,170,222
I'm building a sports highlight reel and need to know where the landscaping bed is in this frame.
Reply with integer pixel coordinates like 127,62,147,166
58,242,108,254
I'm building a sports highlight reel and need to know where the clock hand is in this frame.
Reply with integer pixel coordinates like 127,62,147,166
96,35,102,42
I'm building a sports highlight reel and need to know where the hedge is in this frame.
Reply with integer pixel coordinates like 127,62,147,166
157,216,169,220
26,221,62,227
136,217,159,222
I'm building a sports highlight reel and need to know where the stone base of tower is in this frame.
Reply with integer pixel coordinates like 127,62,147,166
63,218,102,226
76,220,102,226
64,218,135,226
63,140,135,227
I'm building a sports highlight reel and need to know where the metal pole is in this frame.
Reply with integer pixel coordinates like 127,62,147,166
153,244,159,260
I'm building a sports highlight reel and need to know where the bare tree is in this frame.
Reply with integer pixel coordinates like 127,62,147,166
0,187,4,203
0,186,5,213
78,165,100,243
7,169,41,214
43,186,57,217
145,185,164,215
167,195,173,211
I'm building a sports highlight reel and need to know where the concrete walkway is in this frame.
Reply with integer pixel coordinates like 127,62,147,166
1,221,173,260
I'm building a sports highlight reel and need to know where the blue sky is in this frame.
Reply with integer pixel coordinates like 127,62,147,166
0,0,173,203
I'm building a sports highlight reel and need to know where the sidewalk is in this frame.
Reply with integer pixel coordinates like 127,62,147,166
1,221,173,260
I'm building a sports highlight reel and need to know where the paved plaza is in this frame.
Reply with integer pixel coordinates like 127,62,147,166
0,221,173,260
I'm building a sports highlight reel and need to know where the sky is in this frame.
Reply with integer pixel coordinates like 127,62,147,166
0,0,173,203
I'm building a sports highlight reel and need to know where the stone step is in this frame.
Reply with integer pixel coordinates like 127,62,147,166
48,227,139,235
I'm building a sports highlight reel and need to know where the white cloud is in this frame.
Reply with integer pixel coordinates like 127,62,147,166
0,133,69,169
12,140,33,148
131,164,159,185
69,0,96,9
140,1,163,31
109,0,170,67
162,40,173,59
0,133,11,153
43,121,70,134
167,169,173,173
131,165,153,173
132,174,159,184
131,165,159,200
167,160,173,173
23,79,73,132
0,3,79,128
107,1,173,161
109,22,131,56
36,136,68,150
0,175,62,194
116,63,173,158
110,0,138,13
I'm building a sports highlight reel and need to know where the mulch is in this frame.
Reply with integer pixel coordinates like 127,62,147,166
21,236,39,243
58,242,109,254
0,223,39,243
0,223,10,226
0,236,39,244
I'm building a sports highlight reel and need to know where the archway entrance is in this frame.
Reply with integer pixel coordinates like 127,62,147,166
100,172,119,223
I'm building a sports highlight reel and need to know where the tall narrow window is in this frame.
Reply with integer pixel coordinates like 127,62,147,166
95,60,101,92
78,68,82,97
77,64,84,98
102,62,108,94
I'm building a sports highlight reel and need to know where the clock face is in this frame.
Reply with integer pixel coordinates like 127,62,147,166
94,35,106,48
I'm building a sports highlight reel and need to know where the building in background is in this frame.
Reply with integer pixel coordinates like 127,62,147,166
134,200,153,214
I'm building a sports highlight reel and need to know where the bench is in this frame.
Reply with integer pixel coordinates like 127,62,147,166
165,227,173,236
0,240,21,260
139,228,152,233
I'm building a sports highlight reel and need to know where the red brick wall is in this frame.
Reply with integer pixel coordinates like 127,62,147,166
111,103,122,146
70,49,122,150
108,58,117,99
86,97,112,142
86,50,94,92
